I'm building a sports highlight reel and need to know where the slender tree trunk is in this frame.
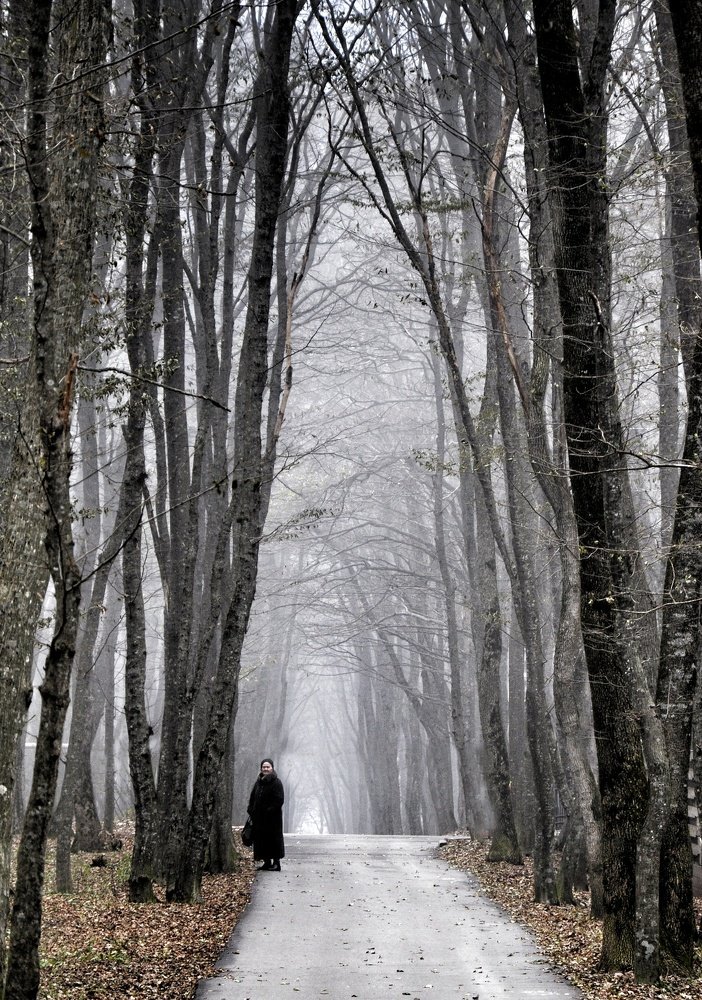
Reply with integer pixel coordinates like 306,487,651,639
4,0,106,994
174,0,300,902
100,584,120,834
508,619,531,849
121,21,162,897
0,0,43,966
430,352,478,832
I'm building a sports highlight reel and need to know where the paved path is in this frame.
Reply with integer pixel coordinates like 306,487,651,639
196,834,583,1000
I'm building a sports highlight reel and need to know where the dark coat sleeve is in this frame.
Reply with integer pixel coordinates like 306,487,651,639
267,777,284,810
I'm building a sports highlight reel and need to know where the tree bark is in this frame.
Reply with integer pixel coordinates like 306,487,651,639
0,0,45,969
430,351,478,832
4,0,107,994
654,0,702,972
55,396,118,890
532,0,663,972
121,75,160,903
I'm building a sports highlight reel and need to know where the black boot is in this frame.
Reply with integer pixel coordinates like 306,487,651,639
272,859,281,871
257,861,273,871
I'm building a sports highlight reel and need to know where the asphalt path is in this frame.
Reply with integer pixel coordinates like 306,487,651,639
196,834,584,1000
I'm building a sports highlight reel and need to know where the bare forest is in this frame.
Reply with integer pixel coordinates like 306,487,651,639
2,0,702,996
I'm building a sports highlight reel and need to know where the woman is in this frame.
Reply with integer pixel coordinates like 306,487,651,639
247,758,285,871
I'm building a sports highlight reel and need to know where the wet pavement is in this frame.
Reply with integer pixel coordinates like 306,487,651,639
195,834,583,1000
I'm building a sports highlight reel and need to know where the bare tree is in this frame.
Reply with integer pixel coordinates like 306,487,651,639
173,0,302,902
3,0,108,995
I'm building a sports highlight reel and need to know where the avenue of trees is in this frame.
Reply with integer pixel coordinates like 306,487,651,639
1,0,702,996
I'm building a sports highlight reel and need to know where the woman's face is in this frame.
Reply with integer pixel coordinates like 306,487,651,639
261,761,273,775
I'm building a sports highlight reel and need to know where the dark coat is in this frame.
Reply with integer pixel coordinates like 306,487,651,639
247,772,285,861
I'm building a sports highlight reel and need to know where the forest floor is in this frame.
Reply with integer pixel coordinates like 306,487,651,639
36,831,255,1000
32,832,702,999
440,838,702,1000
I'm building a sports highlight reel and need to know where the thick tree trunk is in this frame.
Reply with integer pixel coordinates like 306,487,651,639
654,458,698,977
11,736,25,836
654,1,702,970
205,720,236,874
0,0,30,517
502,0,604,915
156,129,194,884
532,0,664,971
0,9,43,968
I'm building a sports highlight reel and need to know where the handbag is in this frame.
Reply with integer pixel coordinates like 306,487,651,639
241,816,253,847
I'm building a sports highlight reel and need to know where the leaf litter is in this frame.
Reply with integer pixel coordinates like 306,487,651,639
35,830,255,1000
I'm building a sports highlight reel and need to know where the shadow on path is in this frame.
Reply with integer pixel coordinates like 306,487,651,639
196,834,583,999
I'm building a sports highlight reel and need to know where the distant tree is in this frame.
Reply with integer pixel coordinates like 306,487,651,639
313,0,525,865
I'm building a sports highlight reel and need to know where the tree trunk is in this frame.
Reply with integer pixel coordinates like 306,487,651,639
156,127,194,885
654,1,702,969
4,0,106,994
122,240,159,901
430,351,478,832
473,495,521,863
173,0,300,903
0,0,43,964
55,392,117,873
532,0,666,971
508,622,532,849
120,16,163,897
100,590,120,834
205,719,236,874
503,0,604,915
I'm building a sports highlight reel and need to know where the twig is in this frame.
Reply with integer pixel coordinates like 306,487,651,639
78,364,230,411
